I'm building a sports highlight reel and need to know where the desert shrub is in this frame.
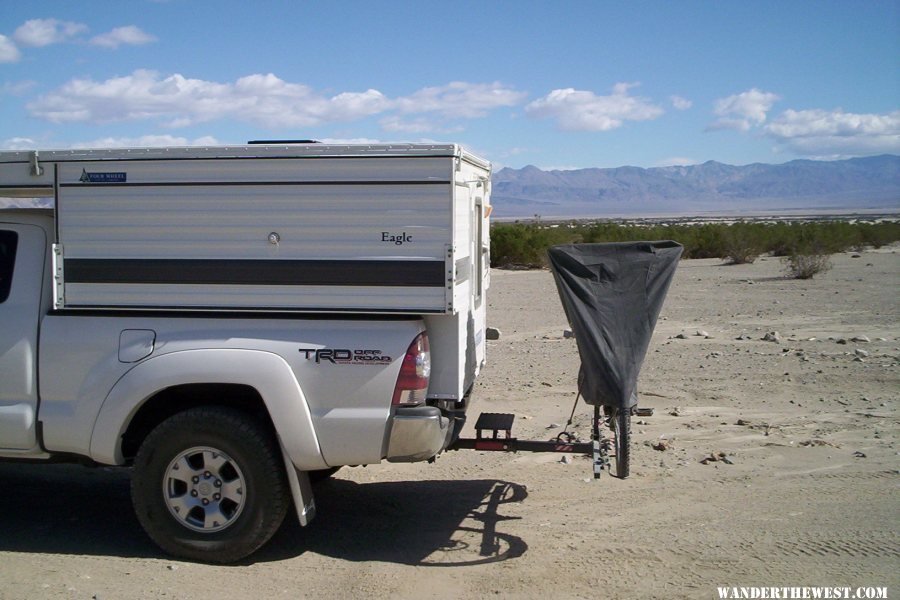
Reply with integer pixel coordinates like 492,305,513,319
490,224,539,267
490,223,572,268
766,223,799,256
578,222,728,258
783,251,832,279
489,219,899,269
721,223,764,264
682,224,727,258
814,222,860,253
858,222,900,249
581,222,656,245
765,222,860,256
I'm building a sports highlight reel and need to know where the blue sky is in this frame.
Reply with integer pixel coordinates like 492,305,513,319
1,0,897,170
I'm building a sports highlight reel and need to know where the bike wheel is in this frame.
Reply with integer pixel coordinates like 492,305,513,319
609,408,631,479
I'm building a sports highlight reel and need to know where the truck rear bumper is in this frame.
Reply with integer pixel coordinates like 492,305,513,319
385,406,451,462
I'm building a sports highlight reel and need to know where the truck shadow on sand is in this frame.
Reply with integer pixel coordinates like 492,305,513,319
258,477,528,566
0,463,528,566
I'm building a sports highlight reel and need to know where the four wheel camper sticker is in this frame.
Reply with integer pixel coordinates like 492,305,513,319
79,169,126,183
300,348,393,365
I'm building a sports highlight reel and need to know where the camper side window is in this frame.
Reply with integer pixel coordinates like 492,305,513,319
0,230,17,304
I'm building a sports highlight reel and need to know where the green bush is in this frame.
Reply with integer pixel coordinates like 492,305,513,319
859,222,898,248
490,223,572,268
489,219,900,268
783,252,832,279
721,223,764,263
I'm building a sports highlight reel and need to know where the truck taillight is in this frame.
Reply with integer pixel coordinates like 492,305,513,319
392,332,430,406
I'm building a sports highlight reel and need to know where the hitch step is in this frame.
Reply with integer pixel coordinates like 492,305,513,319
468,412,515,451
474,412,515,436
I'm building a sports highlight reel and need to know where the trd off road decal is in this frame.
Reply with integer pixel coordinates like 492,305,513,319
299,348,393,365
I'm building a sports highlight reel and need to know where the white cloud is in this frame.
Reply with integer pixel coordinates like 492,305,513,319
379,115,463,134
708,88,779,131
1,135,225,151
763,109,900,157
380,116,435,133
27,70,522,131
705,117,752,132
539,165,580,171
318,137,384,144
90,26,157,49
0,137,38,150
525,83,664,131
381,82,524,132
1,80,36,95
13,19,87,47
500,147,529,157
656,156,700,167
27,70,389,127
71,134,223,148
670,95,692,110
705,89,899,158
394,81,526,118
0,34,21,63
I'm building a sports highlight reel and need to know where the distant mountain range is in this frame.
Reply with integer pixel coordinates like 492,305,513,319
3,154,897,217
492,154,900,218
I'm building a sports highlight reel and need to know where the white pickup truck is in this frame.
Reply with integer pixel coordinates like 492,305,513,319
0,143,491,562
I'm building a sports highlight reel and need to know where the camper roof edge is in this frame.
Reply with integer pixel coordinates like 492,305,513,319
0,142,490,169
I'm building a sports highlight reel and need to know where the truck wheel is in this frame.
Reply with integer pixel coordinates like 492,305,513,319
131,406,289,563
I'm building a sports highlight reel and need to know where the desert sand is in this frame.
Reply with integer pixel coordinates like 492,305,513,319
0,247,897,599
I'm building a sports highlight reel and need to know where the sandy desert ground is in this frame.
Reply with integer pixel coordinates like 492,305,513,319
0,247,897,599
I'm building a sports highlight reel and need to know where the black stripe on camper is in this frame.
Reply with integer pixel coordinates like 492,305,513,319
58,180,451,187
64,258,446,287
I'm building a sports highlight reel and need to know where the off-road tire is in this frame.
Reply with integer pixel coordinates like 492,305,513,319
610,408,631,479
131,406,289,563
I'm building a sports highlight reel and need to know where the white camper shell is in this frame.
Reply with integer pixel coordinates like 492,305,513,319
0,143,492,401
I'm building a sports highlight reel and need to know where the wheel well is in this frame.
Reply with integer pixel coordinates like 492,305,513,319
121,383,271,462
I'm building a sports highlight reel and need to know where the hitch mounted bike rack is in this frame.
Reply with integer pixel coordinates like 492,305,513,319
450,406,653,479
451,410,606,478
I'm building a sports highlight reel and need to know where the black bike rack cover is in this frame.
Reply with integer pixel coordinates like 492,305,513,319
548,241,683,409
